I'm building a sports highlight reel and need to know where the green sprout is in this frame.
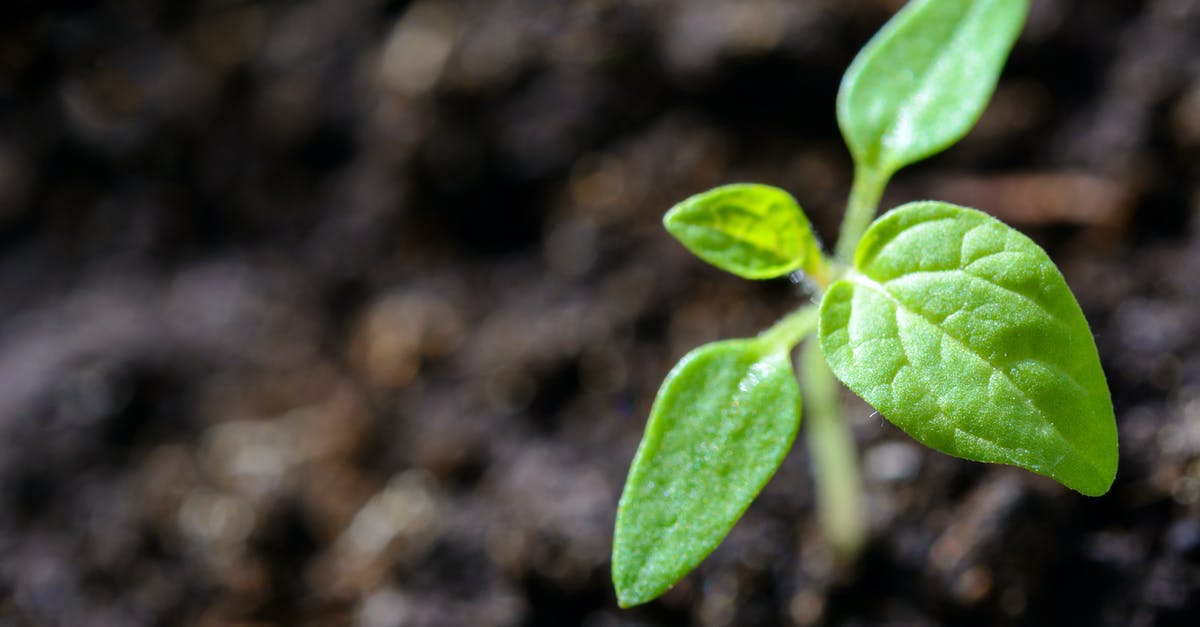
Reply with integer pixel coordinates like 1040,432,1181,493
612,0,1118,608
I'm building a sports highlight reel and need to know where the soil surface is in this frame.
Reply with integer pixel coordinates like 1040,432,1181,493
1,1,1199,625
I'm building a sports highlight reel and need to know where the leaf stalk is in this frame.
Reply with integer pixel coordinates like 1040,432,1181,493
834,165,890,263
757,305,819,352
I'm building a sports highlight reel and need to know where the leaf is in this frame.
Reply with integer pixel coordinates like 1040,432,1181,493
613,339,801,607
664,183,822,280
837,0,1029,176
818,201,1117,496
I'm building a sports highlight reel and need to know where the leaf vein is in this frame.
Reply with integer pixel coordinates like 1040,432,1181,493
848,272,1099,475
883,268,1068,330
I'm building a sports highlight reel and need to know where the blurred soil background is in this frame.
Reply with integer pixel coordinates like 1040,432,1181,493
1,0,1199,625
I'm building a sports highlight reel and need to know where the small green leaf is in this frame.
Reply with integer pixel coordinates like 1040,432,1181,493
837,0,1029,175
664,183,822,280
613,338,801,607
818,201,1117,496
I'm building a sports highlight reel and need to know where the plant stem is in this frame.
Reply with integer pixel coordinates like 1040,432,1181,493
757,305,818,352
834,165,890,263
768,164,883,558
801,338,866,558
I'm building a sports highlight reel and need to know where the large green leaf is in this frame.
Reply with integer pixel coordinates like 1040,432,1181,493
664,183,822,280
818,201,1117,496
613,338,801,607
837,0,1029,175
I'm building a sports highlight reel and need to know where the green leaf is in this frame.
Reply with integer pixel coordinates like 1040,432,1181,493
664,183,822,280
613,338,801,607
818,201,1117,496
837,0,1029,175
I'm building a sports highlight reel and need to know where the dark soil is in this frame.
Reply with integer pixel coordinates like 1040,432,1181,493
1,1,1199,625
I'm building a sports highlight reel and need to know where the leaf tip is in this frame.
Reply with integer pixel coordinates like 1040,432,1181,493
662,203,687,240
1072,459,1117,498
662,199,683,226
611,562,655,609
1077,484,1112,498
1059,406,1118,497
615,592,640,609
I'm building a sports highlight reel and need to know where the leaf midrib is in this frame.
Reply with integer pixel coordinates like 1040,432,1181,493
677,220,796,265
883,269,1069,332
843,270,1103,478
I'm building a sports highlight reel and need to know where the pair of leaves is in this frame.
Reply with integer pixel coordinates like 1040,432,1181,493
613,0,1115,609
663,192,1120,495
663,0,1030,282
616,186,821,608
617,198,1118,606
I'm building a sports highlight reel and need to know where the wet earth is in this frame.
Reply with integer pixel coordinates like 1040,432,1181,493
1,0,1199,625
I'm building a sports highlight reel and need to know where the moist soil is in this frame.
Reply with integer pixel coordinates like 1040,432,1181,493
1,1,1199,625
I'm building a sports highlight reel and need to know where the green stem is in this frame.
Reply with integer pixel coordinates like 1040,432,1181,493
765,164,884,559
757,305,818,352
801,338,866,558
834,165,890,263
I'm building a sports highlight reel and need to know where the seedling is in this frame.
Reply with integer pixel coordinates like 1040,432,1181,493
612,0,1118,608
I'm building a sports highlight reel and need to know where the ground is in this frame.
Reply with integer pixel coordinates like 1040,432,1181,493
0,0,1198,625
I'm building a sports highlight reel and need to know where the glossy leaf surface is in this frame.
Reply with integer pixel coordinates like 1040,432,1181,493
613,339,801,607
819,202,1117,496
837,0,1028,175
664,183,822,280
